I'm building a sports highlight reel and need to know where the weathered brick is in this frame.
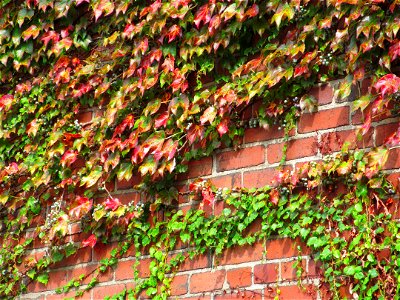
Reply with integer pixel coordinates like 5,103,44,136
170,274,188,296
53,247,92,268
218,242,263,265
267,137,317,163
254,263,278,283
114,259,136,281
215,290,262,299
383,148,400,170
46,291,80,300
375,122,398,146
226,267,252,288
244,125,285,143
178,157,213,180
319,129,373,154
76,111,92,123
309,84,334,105
210,173,242,189
281,260,305,281
190,270,225,293
298,106,349,133
116,174,141,190
177,253,210,272
69,264,113,285
243,167,292,188
217,145,265,172
92,284,126,299
265,238,303,260
275,285,317,300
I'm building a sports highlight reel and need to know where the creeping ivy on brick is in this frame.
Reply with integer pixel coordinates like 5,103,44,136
1,0,400,299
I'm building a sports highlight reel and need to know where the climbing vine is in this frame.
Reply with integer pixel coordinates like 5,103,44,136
0,0,400,298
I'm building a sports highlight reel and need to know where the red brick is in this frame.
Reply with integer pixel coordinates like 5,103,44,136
244,125,285,143
243,167,292,188
265,238,302,260
67,264,113,284
114,192,141,205
319,129,373,154
53,247,92,268
218,242,263,265
214,201,236,216
170,275,188,296
298,106,349,133
307,259,323,277
46,291,80,300
215,290,262,299
116,174,141,190
352,104,392,125
384,148,400,170
47,270,69,290
360,77,373,95
281,260,305,281
267,137,317,163
182,296,211,300
177,253,210,272
92,283,126,299
309,84,334,105
254,263,278,283
190,270,225,293
178,157,213,180
387,173,400,190
375,122,398,146
217,146,265,172
210,173,242,189
92,242,119,262
275,285,317,300
226,267,252,288
76,111,92,123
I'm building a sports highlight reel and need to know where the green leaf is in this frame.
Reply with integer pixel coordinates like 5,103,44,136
36,273,49,285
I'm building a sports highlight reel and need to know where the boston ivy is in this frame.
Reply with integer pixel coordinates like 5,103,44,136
0,0,400,299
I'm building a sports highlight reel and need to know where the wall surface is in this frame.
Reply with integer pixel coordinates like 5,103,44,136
20,80,400,299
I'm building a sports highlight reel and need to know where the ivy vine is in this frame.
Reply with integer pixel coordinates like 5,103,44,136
0,0,400,299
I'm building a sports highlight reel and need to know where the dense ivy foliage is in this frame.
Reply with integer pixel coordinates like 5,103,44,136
0,0,400,298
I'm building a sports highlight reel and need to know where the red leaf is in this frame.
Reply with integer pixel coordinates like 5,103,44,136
389,40,400,62
69,197,93,220
62,133,82,146
187,124,204,144
0,94,13,111
269,189,279,205
208,15,221,35
374,74,400,97
245,4,259,18
200,106,217,125
155,112,169,128
166,25,182,43
82,234,97,248
140,0,161,18
217,118,229,137
294,65,308,78
41,31,60,47
385,125,400,146
201,187,214,206
104,197,121,211
94,0,115,21
112,114,135,138
194,4,211,28
61,150,78,167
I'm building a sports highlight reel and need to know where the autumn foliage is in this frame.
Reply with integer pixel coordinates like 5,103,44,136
1,0,400,298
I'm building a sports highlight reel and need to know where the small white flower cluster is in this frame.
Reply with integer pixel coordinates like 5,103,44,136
44,200,62,230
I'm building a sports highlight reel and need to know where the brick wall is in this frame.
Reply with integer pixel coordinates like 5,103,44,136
20,79,400,300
